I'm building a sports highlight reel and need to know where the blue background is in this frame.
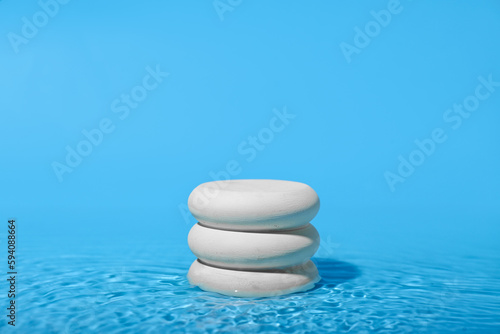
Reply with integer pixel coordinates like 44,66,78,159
1,0,499,332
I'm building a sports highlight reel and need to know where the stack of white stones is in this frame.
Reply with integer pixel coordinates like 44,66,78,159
187,179,321,297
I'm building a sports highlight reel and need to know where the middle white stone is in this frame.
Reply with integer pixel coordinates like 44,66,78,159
188,223,320,270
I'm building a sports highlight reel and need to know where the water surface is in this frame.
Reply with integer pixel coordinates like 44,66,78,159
4,242,499,333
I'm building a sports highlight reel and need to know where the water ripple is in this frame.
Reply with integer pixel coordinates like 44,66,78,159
2,251,500,333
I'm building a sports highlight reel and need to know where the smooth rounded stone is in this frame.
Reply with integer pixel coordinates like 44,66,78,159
188,223,320,269
188,179,320,231
187,259,320,297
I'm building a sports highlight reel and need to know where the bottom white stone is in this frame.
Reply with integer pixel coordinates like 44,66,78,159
187,259,320,297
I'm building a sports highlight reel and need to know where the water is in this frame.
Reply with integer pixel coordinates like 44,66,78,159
3,242,499,333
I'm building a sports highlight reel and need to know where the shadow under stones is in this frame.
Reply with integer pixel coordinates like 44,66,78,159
312,257,361,287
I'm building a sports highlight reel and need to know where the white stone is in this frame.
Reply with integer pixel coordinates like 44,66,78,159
188,179,320,231
188,223,320,269
187,259,320,297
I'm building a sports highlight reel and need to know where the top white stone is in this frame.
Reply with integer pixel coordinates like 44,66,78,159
188,179,320,231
